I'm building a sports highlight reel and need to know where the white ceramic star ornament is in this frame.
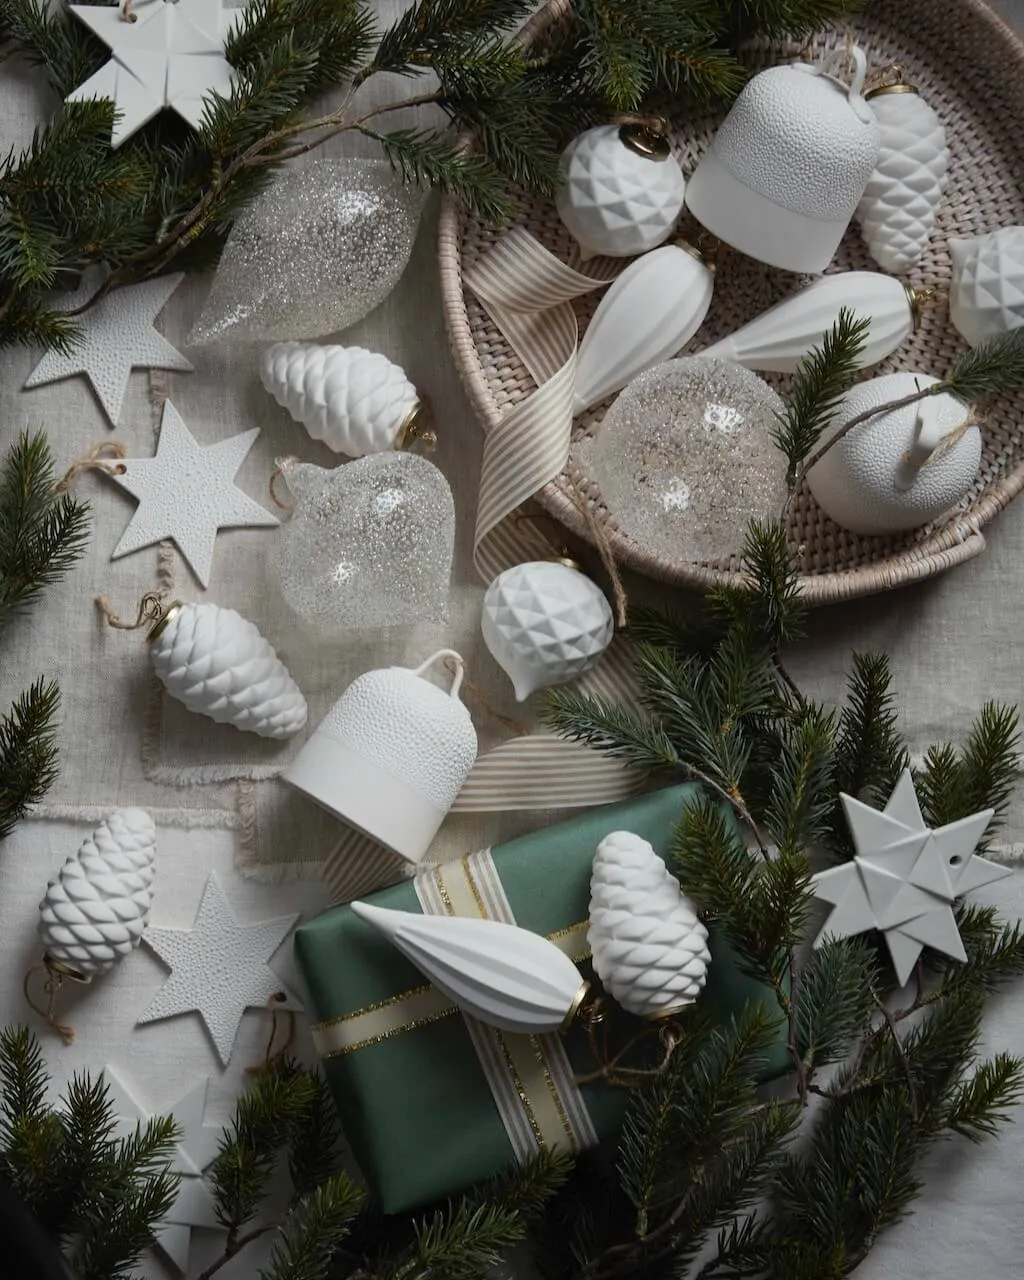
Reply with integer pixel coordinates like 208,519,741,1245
110,401,278,587
67,0,246,148
23,267,192,426
811,769,1011,985
138,872,302,1065
103,1068,222,1273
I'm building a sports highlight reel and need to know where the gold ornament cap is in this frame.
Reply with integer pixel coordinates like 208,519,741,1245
145,598,183,643
395,399,437,452
561,980,592,1031
866,63,919,99
619,120,672,160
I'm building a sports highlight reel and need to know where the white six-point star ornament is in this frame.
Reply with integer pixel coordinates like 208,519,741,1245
138,872,302,1066
68,0,246,148
23,267,192,426
811,769,1012,986
109,401,278,587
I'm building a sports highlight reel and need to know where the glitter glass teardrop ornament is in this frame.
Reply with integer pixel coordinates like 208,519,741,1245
276,453,454,629
351,901,588,1034
188,159,426,345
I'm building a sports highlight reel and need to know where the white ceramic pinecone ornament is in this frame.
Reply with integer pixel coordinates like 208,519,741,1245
149,602,307,739
949,226,1024,348
589,831,711,1020
39,809,157,980
481,561,614,701
856,83,949,273
258,342,421,457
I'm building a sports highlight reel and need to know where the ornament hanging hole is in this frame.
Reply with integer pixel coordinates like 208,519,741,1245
949,854,964,866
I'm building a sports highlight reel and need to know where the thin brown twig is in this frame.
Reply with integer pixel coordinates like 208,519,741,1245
196,1225,277,1280
872,990,918,1121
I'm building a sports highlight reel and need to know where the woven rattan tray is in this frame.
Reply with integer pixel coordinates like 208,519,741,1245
438,0,1024,603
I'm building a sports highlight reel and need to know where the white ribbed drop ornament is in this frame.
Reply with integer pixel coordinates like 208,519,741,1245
589,831,711,1020
856,79,949,273
258,342,425,457
147,600,307,739
351,901,588,1034
39,809,156,981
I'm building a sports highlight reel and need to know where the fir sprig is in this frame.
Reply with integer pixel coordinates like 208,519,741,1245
259,1173,365,1280
0,679,61,839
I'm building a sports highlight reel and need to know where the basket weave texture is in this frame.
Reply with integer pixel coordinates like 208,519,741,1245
438,0,1024,603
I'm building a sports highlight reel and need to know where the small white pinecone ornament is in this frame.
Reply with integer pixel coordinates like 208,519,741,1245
857,77,949,273
39,809,157,981
259,342,425,457
589,831,711,1020
148,600,307,739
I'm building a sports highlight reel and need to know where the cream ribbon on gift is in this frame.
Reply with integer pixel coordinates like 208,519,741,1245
312,849,597,1160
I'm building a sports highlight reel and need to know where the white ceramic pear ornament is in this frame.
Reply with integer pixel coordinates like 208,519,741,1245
807,373,981,536
949,227,1024,348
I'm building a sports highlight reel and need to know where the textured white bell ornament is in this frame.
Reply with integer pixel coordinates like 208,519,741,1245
699,271,920,374
573,241,715,415
949,226,1024,349
284,649,478,864
556,122,687,260
807,372,981,536
481,560,614,701
685,48,879,273
351,901,589,1035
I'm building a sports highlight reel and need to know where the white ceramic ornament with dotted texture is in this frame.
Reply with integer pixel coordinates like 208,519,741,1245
259,342,423,456
285,649,478,863
148,600,307,739
481,560,614,701
556,123,687,260
685,48,879,273
949,226,1024,348
589,831,711,1020
807,372,981,535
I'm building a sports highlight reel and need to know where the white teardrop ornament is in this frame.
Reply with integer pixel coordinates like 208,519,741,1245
699,271,920,374
351,901,588,1034
574,241,715,415
949,226,1024,349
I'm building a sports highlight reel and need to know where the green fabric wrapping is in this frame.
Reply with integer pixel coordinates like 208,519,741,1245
294,783,789,1214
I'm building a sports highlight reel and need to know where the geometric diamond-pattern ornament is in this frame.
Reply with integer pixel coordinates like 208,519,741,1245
481,560,614,701
949,225,1024,349
810,769,1011,986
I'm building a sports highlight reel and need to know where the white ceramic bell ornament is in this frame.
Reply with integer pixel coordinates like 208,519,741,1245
685,47,879,273
949,227,1024,348
699,272,921,374
573,241,715,414
807,372,981,535
284,649,478,863
556,122,687,260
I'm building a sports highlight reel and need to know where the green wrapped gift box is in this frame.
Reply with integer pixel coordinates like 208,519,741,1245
295,783,789,1214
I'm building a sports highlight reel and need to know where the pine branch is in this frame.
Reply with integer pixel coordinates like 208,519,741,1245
542,689,682,771
944,1053,1024,1142
286,1072,344,1198
763,704,836,857
259,1173,365,1280
945,327,1024,401
0,0,106,98
360,127,511,222
227,0,377,97
795,939,878,1070
726,0,864,39
370,0,534,75
709,520,807,651
0,679,61,839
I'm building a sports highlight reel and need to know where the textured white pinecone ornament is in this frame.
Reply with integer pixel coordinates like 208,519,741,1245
39,809,157,980
589,831,711,1020
856,78,949,273
259,342,423,457
149,601,307,739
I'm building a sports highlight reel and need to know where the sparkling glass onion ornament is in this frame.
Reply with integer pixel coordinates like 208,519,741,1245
351,901,589,1034
556,122,687,260
857,76,949,273
949,226,1024,349
481,560,614,701
574,241,715,415
259,342,427,457
276,453,454,630
187,159,425,345
578,357,787,563
588,831,711,1020
699,271,922,374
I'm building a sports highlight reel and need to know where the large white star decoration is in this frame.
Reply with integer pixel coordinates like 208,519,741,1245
23,267,192,426
811,769,1012,985
109,401,278,588
138,872,302,1066
103,1068,222,1273
67,0,246,148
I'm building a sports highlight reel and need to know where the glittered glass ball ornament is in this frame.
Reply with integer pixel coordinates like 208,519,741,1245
580,357,788,563
276,453,454,629
187,158,426,346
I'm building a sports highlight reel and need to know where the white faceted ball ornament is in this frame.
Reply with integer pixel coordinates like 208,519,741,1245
39,809,157,980
807,372,981,536
258,342,423,457
481,560,614,701
589,831,711,1020
949,226,1024,349
556,123,687,260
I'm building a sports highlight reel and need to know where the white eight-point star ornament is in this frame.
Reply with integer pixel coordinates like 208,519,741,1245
67,0,246,148
109,401,278,588
811,769,1011,985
